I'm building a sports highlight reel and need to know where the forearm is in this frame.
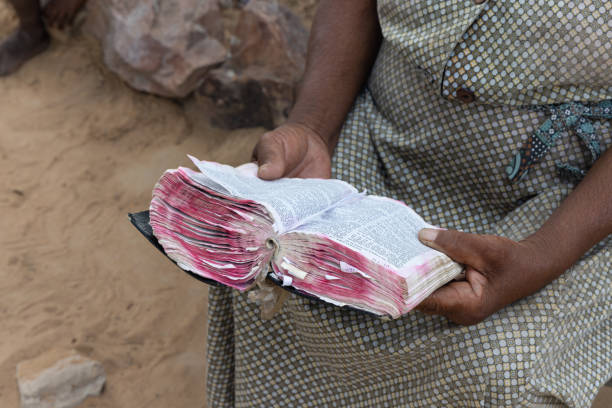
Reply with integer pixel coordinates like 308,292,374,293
524,147,612,284
288,0,382,151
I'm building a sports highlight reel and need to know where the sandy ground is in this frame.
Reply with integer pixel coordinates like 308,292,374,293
0,7,261,408
0,3,611,408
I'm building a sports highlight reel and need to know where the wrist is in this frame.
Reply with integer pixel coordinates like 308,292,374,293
287,98,344,151
520,230,572,279
287,110,329,139
285,114,337,155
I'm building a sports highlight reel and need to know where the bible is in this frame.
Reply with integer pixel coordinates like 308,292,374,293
146,156,462,318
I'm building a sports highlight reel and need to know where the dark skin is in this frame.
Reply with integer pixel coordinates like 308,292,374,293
252,0,382,181
253,0,612,325
0,0,86,76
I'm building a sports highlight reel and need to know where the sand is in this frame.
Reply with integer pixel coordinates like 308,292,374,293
0,8,262,408
1,3,611,408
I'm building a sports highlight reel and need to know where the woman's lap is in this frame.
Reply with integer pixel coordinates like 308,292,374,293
207,230,611,407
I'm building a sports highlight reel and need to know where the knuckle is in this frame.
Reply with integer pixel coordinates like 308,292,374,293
260,131,280,145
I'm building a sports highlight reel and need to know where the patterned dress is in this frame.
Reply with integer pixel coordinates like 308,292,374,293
207,1,612,406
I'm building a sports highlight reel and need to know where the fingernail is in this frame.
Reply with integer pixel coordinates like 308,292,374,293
258,164,278,180
258,164,270,175
418,228,439,244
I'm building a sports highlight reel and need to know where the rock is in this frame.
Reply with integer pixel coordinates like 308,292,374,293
230,0,307,80
197,66,295,129
17,349,106,408
278,0,319,27
86,0,309,128
197,0,308,129
86,0,227,98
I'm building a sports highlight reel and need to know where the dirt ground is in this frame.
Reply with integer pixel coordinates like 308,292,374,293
0,8,262,408
0,2,610,408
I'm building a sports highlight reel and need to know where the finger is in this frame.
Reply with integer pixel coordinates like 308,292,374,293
416,282,461,316
253,132,287,180
416,278,488,325
416,291,446,315
418,228,491,270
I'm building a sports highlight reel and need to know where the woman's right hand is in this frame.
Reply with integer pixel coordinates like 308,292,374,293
252,122,332,180
251,0,381,181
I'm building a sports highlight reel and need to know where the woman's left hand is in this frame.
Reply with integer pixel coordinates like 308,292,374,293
416,228,555,325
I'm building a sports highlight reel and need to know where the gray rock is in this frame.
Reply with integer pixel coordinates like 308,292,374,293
86,0,227,98
197,0,308,129
86,0,309,128
17,349,106,408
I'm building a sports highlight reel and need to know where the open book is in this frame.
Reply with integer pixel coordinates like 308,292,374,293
148,156,462,318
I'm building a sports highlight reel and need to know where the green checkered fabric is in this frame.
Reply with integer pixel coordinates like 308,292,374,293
206,1,611,406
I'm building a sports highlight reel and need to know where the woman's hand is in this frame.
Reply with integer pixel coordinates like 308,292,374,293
416,147,612,326
416,229,555,325
250,0,381,181
252,122,332,180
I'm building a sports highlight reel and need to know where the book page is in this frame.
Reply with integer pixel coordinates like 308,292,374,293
187,157,358,233
291,195,437,270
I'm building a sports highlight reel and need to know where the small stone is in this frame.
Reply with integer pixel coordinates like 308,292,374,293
17,349,106,408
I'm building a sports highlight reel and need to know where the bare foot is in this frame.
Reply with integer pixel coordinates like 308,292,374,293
43,0,87,29
0,27,50,77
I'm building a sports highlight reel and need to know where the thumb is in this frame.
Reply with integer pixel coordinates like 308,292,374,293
253,132,287,180
415,291,444,314
418,228,489,271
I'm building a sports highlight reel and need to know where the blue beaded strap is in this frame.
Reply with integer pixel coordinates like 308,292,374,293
506,100,612,182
